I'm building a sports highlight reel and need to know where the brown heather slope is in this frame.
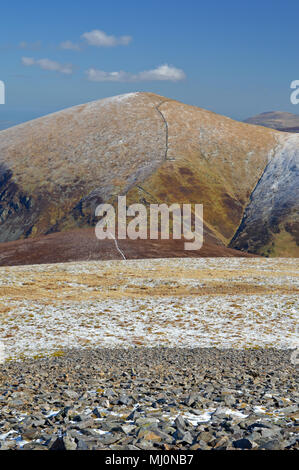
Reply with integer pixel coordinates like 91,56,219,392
0,227,255,267
0,92,298,262
125,99,278,245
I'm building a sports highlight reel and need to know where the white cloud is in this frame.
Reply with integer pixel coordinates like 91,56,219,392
22,57,74,75
21,57,35,66
59,40,81,51
86,69,131,82
81,29,132,47
138,64,186,81
86,64,186,82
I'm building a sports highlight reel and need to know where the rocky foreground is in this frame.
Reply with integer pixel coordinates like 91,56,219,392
0,348,298,450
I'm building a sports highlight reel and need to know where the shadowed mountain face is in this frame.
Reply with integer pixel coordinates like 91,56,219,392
230,134,299,256
0,92,298,263
244,111,299,133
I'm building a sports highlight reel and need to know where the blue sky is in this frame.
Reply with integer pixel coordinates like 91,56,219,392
0,0,298,129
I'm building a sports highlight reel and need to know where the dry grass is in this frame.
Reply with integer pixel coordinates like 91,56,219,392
0,258,298,302
0,257,298,359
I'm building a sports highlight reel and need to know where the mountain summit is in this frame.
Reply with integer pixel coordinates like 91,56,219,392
0,92,298,262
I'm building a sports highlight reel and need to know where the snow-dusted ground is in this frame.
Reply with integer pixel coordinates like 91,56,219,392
0,258,298,360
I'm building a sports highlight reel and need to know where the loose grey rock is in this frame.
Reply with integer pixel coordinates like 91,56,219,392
0,348,297,451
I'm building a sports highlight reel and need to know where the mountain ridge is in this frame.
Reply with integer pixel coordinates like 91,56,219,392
0,92,298,261
244,111,299,133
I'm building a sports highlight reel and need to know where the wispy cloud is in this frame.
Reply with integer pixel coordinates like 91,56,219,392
21,57,35,66
59,40,81,51
86,64,186,82
22,57,74,75
81,29,132,47
19,40,42,50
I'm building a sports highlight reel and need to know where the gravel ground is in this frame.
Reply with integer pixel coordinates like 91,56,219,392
0,348,298,450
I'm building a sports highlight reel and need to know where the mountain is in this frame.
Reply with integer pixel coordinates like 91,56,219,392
0,92,298,263
244,111,299,133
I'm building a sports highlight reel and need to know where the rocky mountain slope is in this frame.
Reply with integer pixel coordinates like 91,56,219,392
0,92,298,261
230,134,299,256
244,111,299,133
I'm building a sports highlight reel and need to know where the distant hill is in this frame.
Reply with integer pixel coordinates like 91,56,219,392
244,111,299,133
0,92,298,263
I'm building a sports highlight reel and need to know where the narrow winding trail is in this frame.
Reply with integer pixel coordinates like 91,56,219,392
155,100,171,161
